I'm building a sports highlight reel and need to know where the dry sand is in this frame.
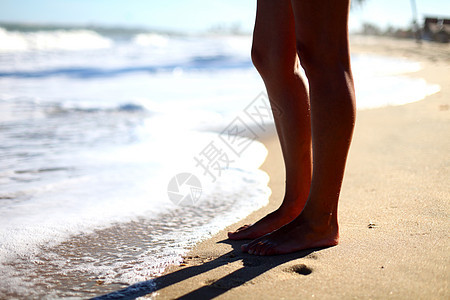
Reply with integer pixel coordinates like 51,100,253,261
151,36,449,299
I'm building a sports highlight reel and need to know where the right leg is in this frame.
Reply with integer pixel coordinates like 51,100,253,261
228,0,311,240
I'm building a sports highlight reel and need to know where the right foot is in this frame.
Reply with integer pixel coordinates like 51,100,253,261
228,205,302,240
241,213,339,255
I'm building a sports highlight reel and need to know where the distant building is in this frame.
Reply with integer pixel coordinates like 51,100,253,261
423,17,450,43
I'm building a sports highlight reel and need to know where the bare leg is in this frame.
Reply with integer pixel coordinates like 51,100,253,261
242,0,356,255
228,0,312,240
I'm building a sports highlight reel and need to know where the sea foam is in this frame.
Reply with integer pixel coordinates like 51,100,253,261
0,28,112,52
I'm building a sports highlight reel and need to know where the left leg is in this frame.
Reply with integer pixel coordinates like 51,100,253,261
242,0,356,255
228,0,312,240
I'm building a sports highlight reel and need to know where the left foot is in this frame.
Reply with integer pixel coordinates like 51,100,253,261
227,204,300,240
241,215,339,255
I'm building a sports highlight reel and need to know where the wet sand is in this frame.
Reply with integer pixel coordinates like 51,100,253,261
150,36,450,299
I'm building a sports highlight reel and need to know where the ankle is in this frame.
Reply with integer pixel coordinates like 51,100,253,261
298,209,339,231
280,189,308,209
278,200,305,217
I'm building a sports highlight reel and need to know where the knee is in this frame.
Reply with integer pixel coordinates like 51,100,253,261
296,40,351,81
251,43,297,81
250,44,266,74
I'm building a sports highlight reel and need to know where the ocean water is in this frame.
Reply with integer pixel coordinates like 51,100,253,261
0,26,440,298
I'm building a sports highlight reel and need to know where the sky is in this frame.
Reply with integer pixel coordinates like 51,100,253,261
0,0,449,33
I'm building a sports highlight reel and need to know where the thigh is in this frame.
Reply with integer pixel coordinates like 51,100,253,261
290,0,351,67
252,0,297,67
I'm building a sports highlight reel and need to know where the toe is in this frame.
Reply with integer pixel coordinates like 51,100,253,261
247,240,265,255
252,241,266,255
237,224,251,231
259,242,273,256
228,231,241,240
227,231,236,239
228,224,252,240
242,234,269,254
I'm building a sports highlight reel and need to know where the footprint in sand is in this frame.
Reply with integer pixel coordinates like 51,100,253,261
284,264,313,276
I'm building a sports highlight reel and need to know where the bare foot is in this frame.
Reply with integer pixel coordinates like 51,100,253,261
228,203,302,240
241,214,339,255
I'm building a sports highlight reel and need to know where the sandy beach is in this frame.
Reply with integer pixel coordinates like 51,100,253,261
150,37,449,299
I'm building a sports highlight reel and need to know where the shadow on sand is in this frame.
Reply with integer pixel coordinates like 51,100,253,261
92,238,320,299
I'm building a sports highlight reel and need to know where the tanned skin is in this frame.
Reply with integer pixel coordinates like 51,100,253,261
228,0,356,256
